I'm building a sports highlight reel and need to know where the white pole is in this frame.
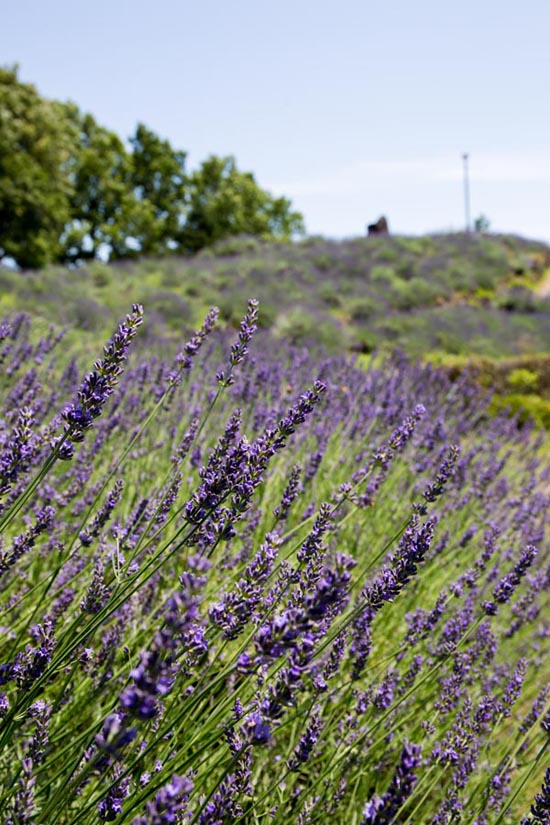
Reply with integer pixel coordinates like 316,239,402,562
462,153,471,233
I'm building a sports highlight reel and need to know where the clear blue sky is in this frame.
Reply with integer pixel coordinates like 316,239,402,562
3,0,550,240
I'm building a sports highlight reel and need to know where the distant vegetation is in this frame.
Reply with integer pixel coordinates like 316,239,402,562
0,67,303,268
2,230,549,356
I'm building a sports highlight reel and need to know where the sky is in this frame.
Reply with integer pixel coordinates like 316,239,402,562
3,0,550,241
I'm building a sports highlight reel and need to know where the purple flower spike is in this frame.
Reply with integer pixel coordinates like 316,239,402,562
362,743,422,824
273,463,302,522
217,298,259,386
243,710,271,745
483,545,538,615
132,774,194,824
175,307,219,373
420,444,460,509
288,711,323,770
98,771,130,821
0,408,37,505
523,768,550,824
62,304,143,450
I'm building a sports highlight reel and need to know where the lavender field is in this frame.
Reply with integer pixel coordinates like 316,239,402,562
1,300,550,824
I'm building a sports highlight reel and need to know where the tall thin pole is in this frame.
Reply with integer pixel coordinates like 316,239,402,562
462,152,471,233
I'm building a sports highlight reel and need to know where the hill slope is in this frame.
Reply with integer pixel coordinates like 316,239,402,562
2,232,550,359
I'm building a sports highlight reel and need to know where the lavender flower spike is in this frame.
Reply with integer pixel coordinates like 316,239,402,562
287,711,323,771
524,767,550,824
217,298,259,386
362,743,422,824
230,298,259,367
132,774,194,824
61,303,144,452
175,306,219,373
483,545,538,615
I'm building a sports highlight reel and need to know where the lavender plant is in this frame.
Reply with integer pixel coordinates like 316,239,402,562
0,300,549,824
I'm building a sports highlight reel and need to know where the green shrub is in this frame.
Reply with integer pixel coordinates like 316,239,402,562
395,260,417,280
497,287,536,313
474,287,495,304
370,265,397,285
507,368,539,393
313,253,334,271
146,291,193,329
88,263,112,289
448,263,476,292
217,294,250,325
273,308,317,344
62,295,107,332
347,296,380,321
272,308,346,348
392,278,443,311
372,243,400,263
210,235,261,257
351,327,377,353
318,283,342,308
475,266,499,290
256,302,277,329
490,393,550,428
396,237,432,256
161,262,185,288
433,330,468,356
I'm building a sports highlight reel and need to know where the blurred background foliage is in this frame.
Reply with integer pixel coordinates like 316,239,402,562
2,230,548,356
0,67,304,268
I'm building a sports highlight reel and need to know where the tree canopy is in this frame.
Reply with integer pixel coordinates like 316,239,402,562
0,67,304,268
0,67,76,267
179,155,304,254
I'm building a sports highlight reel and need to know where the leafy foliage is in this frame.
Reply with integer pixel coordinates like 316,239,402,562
0,67,75,267
129,122,188,256
62,108,147,262
0,67,303,267
179,155,304,254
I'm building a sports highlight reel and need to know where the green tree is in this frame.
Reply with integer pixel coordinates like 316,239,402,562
178,155,304,254
129,123,187,255
61,108,153,262
0,67,76,268
474,214,491,233
0,68,304,266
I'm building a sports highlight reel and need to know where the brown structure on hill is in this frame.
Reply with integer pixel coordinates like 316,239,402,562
367,216,389,236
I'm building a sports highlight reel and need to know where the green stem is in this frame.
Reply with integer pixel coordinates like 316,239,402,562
493,738,549,825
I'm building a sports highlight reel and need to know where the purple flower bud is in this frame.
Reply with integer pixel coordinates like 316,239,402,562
131,774,194,824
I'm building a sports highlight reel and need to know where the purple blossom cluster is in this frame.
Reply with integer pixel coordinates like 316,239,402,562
61,304,144,455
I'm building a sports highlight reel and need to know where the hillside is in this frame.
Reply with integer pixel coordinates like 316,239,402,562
2,232,550,362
